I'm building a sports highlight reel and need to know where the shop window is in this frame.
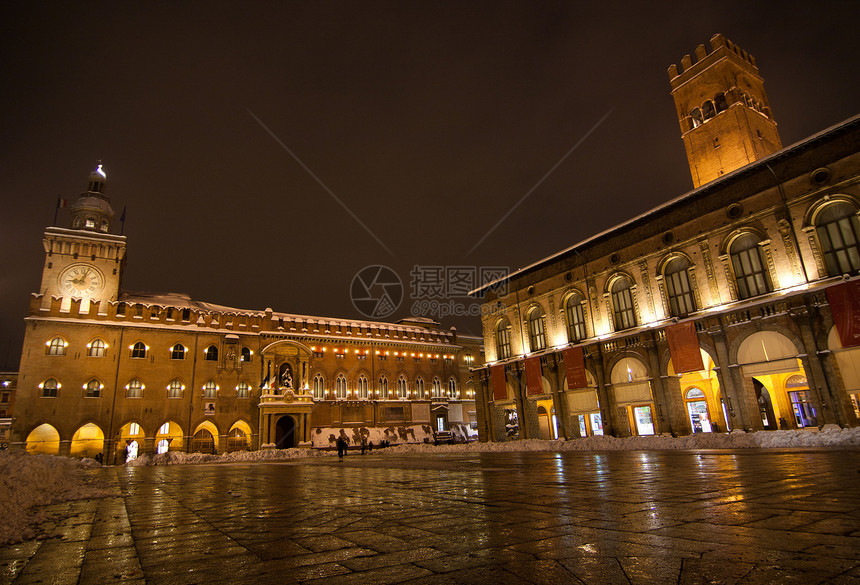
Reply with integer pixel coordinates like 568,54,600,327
663,257,696,316
126,378,143,398
527,307,547,352
789,390,818,428
729,232,771,299
564,294,587,342
87,339,107,357
814,200,860,276
632,405,655,436
684,387,712,433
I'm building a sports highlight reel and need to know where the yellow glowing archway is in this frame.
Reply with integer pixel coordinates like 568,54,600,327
70,423,104,458
26,423,60,455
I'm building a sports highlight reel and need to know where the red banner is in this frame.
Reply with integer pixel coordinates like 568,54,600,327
563,346,588,390
525,357,543,395
491,365,507,400
666,322,704,373
827,281,860,348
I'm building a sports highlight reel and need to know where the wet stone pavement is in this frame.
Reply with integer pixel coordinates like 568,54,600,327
2,449,860,585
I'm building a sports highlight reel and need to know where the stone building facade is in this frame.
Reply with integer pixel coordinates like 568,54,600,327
11,168,482,462
470,35,860,442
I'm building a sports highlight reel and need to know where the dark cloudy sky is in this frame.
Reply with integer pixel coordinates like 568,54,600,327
1,1,858,369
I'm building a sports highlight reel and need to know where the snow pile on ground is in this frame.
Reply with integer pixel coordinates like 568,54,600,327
127,447,334,466
383,426,860,454
0,451,112,545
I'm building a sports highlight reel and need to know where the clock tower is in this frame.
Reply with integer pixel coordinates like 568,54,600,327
39,164,127,313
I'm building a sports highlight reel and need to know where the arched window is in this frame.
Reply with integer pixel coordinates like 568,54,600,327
312,374,325,399
814,201,860,275
126,378,143,398
240,347,252,362
714,92,728,113
170,344,186,360
702,100,715,120
564,294,587,343
335,374,347,399
236,381,250,398
46,337,66,356
447,377,457,398
378,375,388,399
204,345,218,361
424,376,442,398
84,379,101,398
131,342,147,359
730,232,770,299
357,375,369,399
87,339,107,357
396,376,408,399
495,319,512,360
167,379,183,399
203,380,218,398
690,107,703,129
412,377,423,399
527,307,546,352
41,378,59,397
663,257,696,317
610,276,636,330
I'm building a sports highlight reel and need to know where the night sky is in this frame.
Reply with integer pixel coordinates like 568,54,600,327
1,2,858,369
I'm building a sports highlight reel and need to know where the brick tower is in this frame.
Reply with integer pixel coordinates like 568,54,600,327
668,34,782,188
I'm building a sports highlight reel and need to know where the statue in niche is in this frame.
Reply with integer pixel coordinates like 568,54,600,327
279,362,294,390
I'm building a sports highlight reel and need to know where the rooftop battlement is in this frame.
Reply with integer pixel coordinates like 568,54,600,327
668,33,758,83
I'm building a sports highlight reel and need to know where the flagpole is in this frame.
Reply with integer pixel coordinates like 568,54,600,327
120,205,127,235
53,195,61,226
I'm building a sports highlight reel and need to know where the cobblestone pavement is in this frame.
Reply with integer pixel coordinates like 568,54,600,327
2,449,860,584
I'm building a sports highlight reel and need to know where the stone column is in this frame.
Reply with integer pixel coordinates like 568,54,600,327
645,338,675,435
711,326,751,430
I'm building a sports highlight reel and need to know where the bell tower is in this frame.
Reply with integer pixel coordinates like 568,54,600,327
668,34,782,188
39,164,127,313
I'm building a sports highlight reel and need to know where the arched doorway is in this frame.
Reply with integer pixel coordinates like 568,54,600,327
70,423,104,458
669,349,725,433
275,416,295,448
738,331,810,430
26,423,60,455
610,357,655,436
192,429,215,454
754,381,777,430
227,421,252,452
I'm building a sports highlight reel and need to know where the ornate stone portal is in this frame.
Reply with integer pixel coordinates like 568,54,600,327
258,340,313,448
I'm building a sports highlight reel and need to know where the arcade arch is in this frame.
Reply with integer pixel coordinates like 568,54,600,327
70,423,104,458
26,423,60,455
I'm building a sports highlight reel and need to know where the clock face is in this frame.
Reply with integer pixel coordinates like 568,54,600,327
58,264,105,298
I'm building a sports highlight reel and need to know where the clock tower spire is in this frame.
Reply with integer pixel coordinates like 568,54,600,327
38,164,127,313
